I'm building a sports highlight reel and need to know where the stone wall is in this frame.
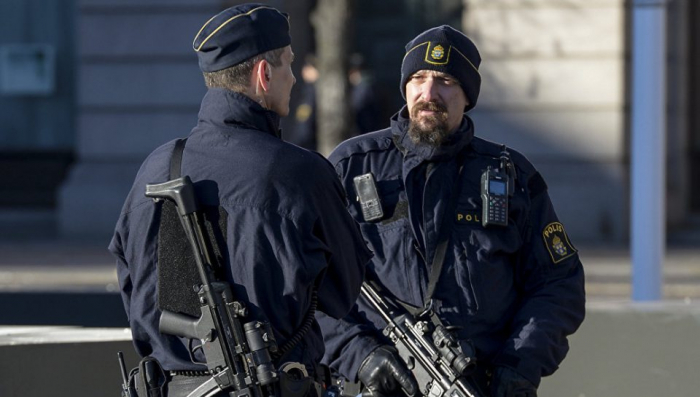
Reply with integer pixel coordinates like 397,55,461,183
58,0,219,238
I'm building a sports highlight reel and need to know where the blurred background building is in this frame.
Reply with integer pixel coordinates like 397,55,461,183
0,0,698,245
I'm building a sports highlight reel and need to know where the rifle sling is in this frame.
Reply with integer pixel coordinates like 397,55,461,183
170,138,187,179
424,149,467,310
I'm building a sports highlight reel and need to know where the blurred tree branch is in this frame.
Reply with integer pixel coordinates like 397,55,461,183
311,0,353,157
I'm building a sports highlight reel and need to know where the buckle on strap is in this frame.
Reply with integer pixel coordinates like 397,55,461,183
169,369,210,377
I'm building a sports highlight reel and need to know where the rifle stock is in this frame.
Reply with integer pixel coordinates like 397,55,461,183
146,176,278,397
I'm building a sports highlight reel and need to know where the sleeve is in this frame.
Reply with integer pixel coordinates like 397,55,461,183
491,172,586,387
311,162,373,319
108,214,133,322
314,154,385,381
317,305,384,381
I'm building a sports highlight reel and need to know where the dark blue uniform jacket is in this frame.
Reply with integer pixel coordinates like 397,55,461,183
318,107,585,387
109,88,371,372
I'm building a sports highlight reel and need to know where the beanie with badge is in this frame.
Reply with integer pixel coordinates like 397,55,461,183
400,25,481,112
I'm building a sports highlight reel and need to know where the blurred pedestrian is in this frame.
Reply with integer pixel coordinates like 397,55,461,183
348,53,384,136
286,54,318,150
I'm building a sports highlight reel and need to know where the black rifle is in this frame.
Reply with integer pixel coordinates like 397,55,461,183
360,281,485,397
145,176,279,397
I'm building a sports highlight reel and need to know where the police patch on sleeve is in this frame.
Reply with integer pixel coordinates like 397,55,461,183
542,222,576,263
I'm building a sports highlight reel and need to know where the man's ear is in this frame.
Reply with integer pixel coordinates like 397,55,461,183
256,59,271,92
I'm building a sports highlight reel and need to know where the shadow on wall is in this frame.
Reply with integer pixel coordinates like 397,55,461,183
470,107,626,245
471,107,626,245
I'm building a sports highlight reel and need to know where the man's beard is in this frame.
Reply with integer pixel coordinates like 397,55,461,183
408,101,450,147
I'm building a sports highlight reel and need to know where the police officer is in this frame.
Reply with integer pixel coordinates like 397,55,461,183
286,55,318,150
317,25,585,397
109,4,371,396
348,53,384,136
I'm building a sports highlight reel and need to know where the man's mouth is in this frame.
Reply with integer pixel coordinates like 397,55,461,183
412,101,447,120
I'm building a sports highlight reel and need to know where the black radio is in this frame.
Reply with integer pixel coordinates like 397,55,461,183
480,166,509,227
480,146,516,228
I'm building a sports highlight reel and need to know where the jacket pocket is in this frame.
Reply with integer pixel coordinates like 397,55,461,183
359,218,420,304
452,223,522,324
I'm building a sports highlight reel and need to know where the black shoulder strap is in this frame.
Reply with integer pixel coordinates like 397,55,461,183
424,150,468,309
159,137,206,317
170,138,187,179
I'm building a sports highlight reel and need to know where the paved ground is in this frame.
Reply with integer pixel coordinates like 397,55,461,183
0,240,696,397
0,239,698,301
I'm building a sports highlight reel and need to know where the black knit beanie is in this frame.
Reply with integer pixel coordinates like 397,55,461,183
400,25,481,112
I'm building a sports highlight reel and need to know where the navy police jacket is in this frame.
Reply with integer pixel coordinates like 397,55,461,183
318,107,585,387
109,88,371,372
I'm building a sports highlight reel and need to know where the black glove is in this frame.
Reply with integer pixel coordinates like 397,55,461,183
358,346,418,397
490,366,537,397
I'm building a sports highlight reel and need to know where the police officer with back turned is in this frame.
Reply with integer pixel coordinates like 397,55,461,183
109,4,371,396
317,25,585,397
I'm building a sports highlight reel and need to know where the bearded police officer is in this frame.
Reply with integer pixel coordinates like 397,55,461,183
317,25,585,397
109,4,371,396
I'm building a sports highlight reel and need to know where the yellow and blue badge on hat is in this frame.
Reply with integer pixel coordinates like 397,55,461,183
542,222,577,263
427,43,449,64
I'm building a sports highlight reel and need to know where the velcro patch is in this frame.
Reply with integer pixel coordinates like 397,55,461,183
158,202,228,317
542,222,576,263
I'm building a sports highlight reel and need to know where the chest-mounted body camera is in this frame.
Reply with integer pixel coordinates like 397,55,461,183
354,173,384,222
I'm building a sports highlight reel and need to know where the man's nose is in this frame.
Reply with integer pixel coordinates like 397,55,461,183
420,80,438,102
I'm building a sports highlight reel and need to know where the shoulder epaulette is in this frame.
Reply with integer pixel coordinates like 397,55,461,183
330,128,394,164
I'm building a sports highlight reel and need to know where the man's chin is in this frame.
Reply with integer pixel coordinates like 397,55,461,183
412,119,440,133
408,121,450,147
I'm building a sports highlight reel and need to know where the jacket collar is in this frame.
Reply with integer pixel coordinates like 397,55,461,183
390,105,474,163
197,88,281,137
